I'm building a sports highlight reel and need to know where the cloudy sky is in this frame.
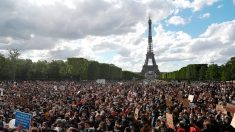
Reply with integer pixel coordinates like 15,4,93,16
0,0,235,72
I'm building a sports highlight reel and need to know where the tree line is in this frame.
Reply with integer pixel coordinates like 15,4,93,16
0,49,143,81
160,57,235,81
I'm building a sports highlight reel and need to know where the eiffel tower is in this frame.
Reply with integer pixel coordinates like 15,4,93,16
141,17,160,79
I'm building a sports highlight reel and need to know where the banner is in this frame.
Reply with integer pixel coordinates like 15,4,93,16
15,111,32,130
166,113,174,129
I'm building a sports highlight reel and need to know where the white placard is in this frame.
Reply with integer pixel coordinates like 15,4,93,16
188,95,194,102
230,113,235,128
0,88,4,96
96,79,105,84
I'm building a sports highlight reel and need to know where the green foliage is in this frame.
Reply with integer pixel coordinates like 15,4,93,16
16,59,33,80
160,64,223,81
31,61,48,80
229,57,235,80
0,54,10,80
122,71,143,80
67,58,89,80
88,61,100,80
221,65,231,81
109,64,122,80
206,64,220,81
99,63,110,79
199,65,207,80
8,49,20,80
4,49,233,81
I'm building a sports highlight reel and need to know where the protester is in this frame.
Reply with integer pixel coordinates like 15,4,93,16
0,80,235,132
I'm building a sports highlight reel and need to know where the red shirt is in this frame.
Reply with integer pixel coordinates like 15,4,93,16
177,127,186,132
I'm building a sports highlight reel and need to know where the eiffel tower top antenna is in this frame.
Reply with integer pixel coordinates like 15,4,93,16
148,15,153,53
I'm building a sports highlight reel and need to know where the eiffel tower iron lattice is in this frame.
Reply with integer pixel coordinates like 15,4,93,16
141,17,160,79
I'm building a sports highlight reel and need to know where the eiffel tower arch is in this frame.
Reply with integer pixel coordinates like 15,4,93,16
141,17,160,79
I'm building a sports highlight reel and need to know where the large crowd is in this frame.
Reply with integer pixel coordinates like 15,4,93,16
0,80,235,132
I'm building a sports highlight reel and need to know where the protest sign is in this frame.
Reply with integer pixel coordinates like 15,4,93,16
166,113,174,129
15,111,32,130
230,113,235,128
9,119,16,129
183,99,190,108
0,88,3,96
216,104,227,114
134,107,140,120
96,79,105,84
226,103,235,113
188,95,194,102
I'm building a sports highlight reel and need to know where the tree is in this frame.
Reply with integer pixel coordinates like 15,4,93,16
206,64,220,81
59,61,69,79
99,63,110,79
67,58,88,80
9,49,20,80
199,65,207,81
16,59,33,80
109,64,122,80
0,54,7,80
31,61,48,80
122,71,142,80
88,61,100,80
47,60,63,80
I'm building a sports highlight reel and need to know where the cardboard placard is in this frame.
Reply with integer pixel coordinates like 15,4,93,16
134,106,140,120
188,95,194,102
230,113,235,128
166,113,174,129
226,103,235,113
177,95,184,103
183,99,190,108
216,104,227,114
0,88,3,96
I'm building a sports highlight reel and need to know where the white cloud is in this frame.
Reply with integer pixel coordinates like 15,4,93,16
0,0,228,72
233,0,235,5
199,13,211,19
173,0,219,12
7,19,235,73
167,16,186,25
190,0,218,11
